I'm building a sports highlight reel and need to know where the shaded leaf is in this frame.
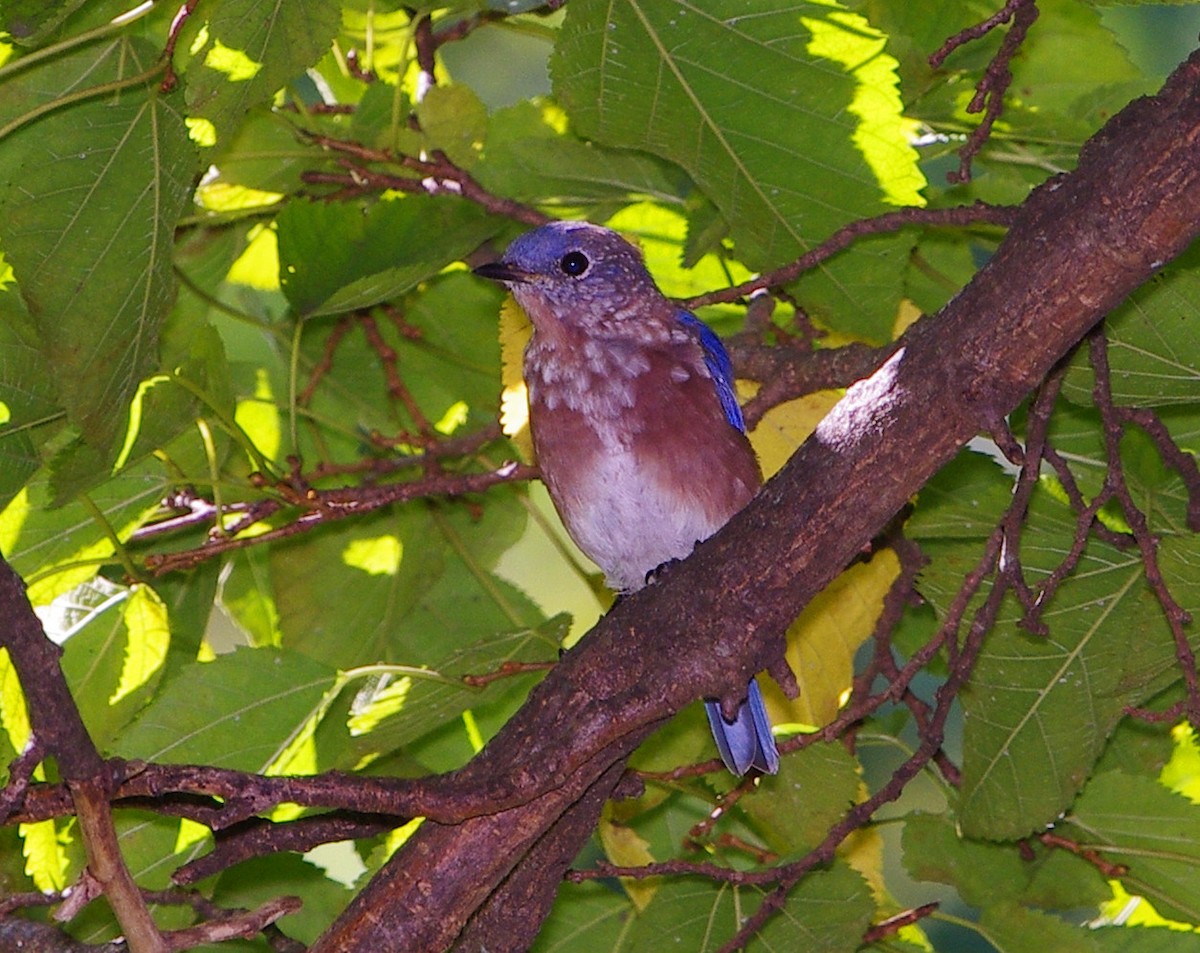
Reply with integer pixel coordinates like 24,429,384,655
901,813,1107,910
276,196,500,317
622,861,871,951
478,100,688,207
978,903,1099,953
1067,771,1200,923
918,492,1200,839
740,741,860,854
0,51,196,455
1063,246,1200,408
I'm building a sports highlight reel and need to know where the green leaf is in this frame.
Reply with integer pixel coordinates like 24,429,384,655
337,617,566,771
739,741,861,854
791,230,916,343
552,0,925,271
1067,771,1200,924
532,880,634,953
1,0,87,43
213,854,353,944
276,195,501,317
114,647,337,770
1092,927,1200,953
0,299,59,508
1006,0,1147,119
978,903,1100,953
920,493,1200,839
201,106,315,201
622,861,871,951
477,100,689,207
0,58,197,455
0,440,191,606
184,0,342,142
416,84,488,169
271,500,530,666
902,813,1033,907
1063,246,1200,408
901,812,1107,910
907,449,1015,540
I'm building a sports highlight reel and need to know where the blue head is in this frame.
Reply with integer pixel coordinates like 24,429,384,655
473,221,671,339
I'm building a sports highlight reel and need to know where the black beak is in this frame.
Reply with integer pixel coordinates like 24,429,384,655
473,261,531,284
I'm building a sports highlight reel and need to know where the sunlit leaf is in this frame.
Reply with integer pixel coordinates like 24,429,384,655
115,648,337,771
185,0,342,142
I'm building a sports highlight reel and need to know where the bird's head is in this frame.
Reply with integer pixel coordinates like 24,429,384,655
474,221,668,337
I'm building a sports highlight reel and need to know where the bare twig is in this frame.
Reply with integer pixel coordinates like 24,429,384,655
929,0,1041,183
683,203,1017,309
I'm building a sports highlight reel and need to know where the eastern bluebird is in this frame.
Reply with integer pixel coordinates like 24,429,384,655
475,221,779,776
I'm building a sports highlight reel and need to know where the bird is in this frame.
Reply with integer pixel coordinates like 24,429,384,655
474,220,779,776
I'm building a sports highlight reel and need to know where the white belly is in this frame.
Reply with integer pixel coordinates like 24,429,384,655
558,449,723,593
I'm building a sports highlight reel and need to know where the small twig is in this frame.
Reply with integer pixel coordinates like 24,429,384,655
461,659,557,688
358,311,438,447
299,314,355,406
929,0,1033,68
0,738,44,821
1001,365,1069,633
1039,831,1128,878
0,888,61,917
1114,405,1200,532
300,140,549,226
684,203,1016,309
175,812,398,885
1089,332,1200,726
567,857,784,886
413,14,438,86
161,896,303,951
929,0,1041,183
686,778,760,845
160,1,200,92
861,902,940,945
144,461,537,575
432,13,505,51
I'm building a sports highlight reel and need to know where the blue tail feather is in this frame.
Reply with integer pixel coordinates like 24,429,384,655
704,677,779,776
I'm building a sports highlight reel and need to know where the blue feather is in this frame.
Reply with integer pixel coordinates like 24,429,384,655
677,310,745,432
704,678,779,775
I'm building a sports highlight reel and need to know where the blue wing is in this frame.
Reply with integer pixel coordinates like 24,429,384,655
677,310,745,433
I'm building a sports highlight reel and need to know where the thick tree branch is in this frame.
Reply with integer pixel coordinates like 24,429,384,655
312,48,1200,953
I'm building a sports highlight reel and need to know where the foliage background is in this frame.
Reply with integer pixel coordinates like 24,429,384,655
0,0,1199,951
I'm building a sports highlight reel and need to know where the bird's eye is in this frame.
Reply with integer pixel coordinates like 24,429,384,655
559,251,590,277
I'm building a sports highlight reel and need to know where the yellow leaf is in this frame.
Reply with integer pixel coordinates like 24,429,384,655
498,295,534,461
111,586,170,706
892,298,923,338
0,646,31,752
598,804,657,911
20,819,71,892
763,547,900,730
748,390,842,479
1161,722,1200,805
840,780,934,950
